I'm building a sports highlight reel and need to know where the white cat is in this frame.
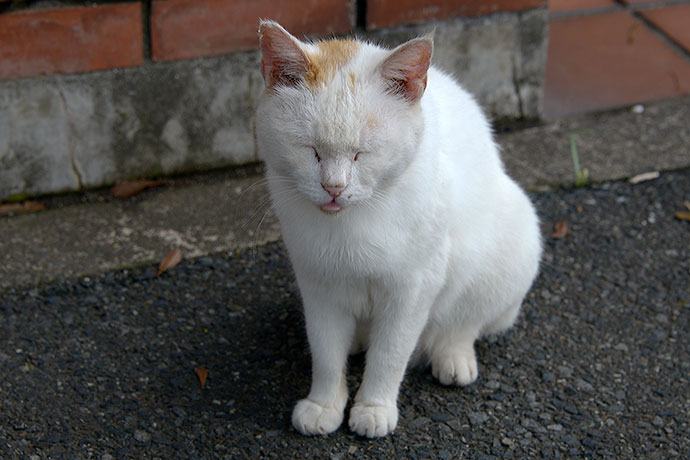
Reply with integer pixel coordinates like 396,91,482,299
254,20,542,438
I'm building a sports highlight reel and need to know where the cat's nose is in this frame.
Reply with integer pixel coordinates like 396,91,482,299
321,183,346,198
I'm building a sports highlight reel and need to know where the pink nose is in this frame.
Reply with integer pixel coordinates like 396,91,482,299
322,183,345,197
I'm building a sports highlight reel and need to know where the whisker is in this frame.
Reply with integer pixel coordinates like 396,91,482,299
251,188,302,252
233,175,297,219
243,195,276,228
240,175,296,194
244,188,297,263
368,189,396,215
235,174,299,225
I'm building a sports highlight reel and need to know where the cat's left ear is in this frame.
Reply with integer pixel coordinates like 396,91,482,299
380,35,433,103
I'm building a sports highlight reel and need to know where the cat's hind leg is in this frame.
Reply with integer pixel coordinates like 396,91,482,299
429,325,480,386
427,299,523,386
482,301,521,336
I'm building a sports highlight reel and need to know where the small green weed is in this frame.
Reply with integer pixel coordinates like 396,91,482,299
569,133,589,187
6,193,28,203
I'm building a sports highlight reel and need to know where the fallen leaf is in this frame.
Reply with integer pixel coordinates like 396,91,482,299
194,366,208,389
628,171,660,184
675,211,690,222
0,201,46,216
157,247,183,276
684,200,690,211
110,180,165,199
551,220,570,239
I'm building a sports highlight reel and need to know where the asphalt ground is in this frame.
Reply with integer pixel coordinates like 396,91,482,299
1,167,689,459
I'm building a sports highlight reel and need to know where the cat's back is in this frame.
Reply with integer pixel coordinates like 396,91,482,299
425,68,480,111
423,67,493,143
420,67,501,181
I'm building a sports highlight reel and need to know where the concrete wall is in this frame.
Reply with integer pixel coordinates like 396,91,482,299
0,0,547,200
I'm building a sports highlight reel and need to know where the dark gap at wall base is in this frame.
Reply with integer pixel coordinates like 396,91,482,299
356,0,367,30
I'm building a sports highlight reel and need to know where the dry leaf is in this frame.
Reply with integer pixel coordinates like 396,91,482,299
0,201,46,216
110,180,165,199
194,366,208,389
157,247,183,276
675,211,690,222
551,220,570,239
628,171,660,184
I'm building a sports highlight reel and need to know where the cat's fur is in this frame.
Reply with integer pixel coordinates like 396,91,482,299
254,20,542,438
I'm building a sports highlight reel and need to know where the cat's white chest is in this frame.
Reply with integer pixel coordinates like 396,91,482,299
276,194,449,286
282,212,396,278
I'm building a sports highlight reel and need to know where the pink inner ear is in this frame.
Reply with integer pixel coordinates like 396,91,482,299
259,22,310,88
381,38,433,102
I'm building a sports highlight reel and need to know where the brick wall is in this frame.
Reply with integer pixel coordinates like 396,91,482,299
0,0,545,80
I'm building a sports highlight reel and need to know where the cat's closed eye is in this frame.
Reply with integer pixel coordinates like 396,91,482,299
310,147,364,163
311,147,321,163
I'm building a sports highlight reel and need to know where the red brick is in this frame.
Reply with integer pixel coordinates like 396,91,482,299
151,0,355,62
620,0,668,4
366,0,546,29
549,0,615,13
0,4,143,80
641,4,690,54
543,12,690,118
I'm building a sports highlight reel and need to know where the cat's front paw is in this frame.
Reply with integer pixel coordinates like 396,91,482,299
292,399,344,435
432,351,479,386
348,403,398,438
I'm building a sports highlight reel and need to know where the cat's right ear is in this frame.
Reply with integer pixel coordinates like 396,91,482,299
258,20,310,89
380,36,433,103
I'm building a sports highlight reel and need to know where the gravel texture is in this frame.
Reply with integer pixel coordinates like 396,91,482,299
1,170,689,459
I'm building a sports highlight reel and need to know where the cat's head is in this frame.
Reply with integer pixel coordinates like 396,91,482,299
255,20,432,214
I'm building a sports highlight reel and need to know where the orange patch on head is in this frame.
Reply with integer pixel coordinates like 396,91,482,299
304,39,360,88
366,113,378,130
348,72,357,93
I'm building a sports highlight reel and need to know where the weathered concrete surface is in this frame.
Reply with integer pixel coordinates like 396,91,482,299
0,167,280,289
1,95,688,290
502,95,690,190
0,9,547,200
0,51,264,200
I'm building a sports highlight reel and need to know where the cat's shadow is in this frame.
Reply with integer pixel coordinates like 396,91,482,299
207,311,513,433
198,259,518,436
208,302,311,432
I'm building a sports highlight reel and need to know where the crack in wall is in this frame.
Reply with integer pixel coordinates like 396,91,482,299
56,81,85,189
511,54,525,119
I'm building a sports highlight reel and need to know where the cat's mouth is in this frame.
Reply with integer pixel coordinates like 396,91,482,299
320,199,342,214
